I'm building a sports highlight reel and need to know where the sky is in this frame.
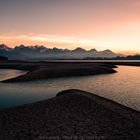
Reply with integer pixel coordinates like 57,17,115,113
0,0,140,54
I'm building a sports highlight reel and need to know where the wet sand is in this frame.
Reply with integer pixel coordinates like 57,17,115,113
0,89,140,139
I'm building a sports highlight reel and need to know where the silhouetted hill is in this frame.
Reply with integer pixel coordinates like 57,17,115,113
125,55,140,60
89,48,97,52
84,55,140,60
72,47,86,53
0,44,120,60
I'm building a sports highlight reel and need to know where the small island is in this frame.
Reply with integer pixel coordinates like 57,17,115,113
0,60,117,82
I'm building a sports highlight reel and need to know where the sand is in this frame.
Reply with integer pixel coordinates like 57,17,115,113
0,61,116,82
0,89,140,139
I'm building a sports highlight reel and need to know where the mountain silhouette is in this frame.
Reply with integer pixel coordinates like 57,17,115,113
89,48,97,52
0,44,120,60
72,47,87,53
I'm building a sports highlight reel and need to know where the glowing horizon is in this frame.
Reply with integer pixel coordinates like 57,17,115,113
0,33,139,55
0,0,140,55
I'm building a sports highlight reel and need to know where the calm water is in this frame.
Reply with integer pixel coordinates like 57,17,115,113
0,69,27,81
0,66,140,111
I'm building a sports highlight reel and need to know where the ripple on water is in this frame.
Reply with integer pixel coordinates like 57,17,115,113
0,66,140,111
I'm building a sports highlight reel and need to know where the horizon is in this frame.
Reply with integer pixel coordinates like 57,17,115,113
1,43,140,56
0,0,140,55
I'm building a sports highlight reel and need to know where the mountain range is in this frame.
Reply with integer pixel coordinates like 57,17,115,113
0,44,120,60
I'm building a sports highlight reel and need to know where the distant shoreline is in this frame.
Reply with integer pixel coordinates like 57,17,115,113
0,60,140,82
0,60,117,82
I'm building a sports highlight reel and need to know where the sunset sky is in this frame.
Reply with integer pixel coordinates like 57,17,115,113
0,0,140,54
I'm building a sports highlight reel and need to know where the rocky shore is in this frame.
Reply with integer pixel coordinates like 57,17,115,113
0,89,140,139
0,61,117,82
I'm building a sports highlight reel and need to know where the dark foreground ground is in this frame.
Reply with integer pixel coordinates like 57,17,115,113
0,89,140,140
0,60,117,82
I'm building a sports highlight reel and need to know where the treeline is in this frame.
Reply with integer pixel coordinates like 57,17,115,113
84,55,140,60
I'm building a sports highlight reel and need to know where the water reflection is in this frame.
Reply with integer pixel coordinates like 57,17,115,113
0,66,140,111
0,69,26,81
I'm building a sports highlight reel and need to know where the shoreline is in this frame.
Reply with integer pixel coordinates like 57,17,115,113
0,60,140,83
0,61,117,82
1,89,140,139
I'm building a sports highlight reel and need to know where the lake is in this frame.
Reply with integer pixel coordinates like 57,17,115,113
0,66,140,111
0,69,27,82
